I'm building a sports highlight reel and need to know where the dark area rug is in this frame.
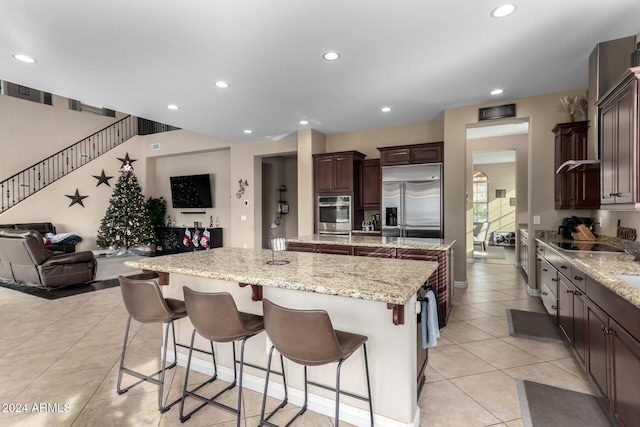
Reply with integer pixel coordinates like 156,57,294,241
0,272,157,300
517,380,614,427
506,308,566,345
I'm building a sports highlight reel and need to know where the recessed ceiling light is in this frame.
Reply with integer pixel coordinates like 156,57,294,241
490,89,504,95
243,129,252,134
323,51,340,61
13,54,36,63
215,81,229,88
381,107,392,112
299,120,309,125
167,104,179,110
491,4,517,18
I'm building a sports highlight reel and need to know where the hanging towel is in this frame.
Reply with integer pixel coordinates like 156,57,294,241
421,289,440,349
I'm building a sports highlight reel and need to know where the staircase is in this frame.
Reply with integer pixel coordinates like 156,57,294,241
0,115,179,213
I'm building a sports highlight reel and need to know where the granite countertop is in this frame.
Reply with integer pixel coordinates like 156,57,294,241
536,237,640,309
289,234,456,251
124,248,437,305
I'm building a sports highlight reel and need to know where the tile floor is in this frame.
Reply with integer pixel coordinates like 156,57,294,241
0,261,595,426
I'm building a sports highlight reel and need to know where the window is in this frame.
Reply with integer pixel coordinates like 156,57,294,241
473,171,489,223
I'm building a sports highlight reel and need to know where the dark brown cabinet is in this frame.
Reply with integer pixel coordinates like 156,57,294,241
553,121,600,209
586,299,609,399
598,68,640,207
359,159,381,209
313,151,365,194
557,272,587,365
378,142,443,166
610,318,640,426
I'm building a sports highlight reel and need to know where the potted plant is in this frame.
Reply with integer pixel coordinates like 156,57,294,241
146,197,167,227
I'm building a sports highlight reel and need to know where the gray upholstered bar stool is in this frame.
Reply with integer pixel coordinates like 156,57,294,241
180,286,271,426
117,275,187,413
260,298,374,426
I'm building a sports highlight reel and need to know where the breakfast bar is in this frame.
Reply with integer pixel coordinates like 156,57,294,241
125,247,438,426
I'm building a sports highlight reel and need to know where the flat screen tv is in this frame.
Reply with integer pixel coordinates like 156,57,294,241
170,174,213,209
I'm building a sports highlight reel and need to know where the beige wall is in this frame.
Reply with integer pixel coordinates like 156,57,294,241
445,88,589,286
0,93,123,178
326,121,444,158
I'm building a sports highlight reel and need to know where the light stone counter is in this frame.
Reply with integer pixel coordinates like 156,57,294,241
536,238,640,308
124,247,438,305
289,234,455,251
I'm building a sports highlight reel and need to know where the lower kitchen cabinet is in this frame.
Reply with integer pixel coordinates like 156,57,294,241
539,242,640,426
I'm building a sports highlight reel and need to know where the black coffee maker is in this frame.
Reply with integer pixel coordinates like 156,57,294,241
558,216,593,240
372,214,380,231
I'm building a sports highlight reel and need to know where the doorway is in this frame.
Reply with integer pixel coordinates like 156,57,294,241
466,120,529,265
261,155,298,249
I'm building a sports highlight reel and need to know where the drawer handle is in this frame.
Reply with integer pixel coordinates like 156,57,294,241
574,291,582,296
601,325,613,335
542,268,548,272
560,265,568,269
542,291,548,296
566,289,574,294
574,276,583,281
551,278,558,282
551,305,557,310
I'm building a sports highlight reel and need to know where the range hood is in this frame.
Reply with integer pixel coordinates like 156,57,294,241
556,159,600,174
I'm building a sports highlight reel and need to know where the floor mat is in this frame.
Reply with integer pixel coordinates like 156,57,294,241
506,308,566,345
0,272,157,300
517,379,614,427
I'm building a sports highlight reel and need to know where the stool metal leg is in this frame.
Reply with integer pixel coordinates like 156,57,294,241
117,316,182,413
335,359,344,426
259,346,289,426
363,343,374,426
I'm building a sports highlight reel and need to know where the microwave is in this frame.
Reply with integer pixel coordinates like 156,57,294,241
317,196,351,235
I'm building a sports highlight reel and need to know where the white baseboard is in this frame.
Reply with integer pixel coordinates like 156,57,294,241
454,280,468,289
166,349,418,427
527,287,541,297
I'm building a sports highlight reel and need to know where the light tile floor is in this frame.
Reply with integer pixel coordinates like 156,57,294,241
0,261,594,426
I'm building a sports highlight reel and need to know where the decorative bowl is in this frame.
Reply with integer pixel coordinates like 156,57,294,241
267,237,289,265
622,240,640,261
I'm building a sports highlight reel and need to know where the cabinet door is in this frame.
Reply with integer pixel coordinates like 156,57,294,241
614,81,636,204
554,127,573,208
411,143,442,164
360,159,381,209
600,99,617,205
314,155,334,193
316,244,354,255
557,275,573,343
573,288,587,365
610,318,640,427
287,242,316,253
334,154,355,192
354,246,395,258
380,148,410,166
586,299,609,400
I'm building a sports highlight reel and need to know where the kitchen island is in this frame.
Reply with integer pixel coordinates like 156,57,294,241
125,247,438,426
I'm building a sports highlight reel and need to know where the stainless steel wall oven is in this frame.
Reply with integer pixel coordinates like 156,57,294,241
317,196,351,234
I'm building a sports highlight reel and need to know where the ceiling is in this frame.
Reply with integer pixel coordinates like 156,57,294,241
2,1,639,144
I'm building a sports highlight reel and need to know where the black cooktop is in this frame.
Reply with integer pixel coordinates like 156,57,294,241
553,242,625,253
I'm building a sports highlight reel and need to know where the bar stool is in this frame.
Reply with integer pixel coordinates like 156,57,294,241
116,275,187,413
180,286,271,426
260,298,374,426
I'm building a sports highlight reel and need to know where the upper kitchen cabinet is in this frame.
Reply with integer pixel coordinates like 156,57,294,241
598,67,640,208
553,121,600,209
313,151,365,194
378,142,443,166
359,159,381,209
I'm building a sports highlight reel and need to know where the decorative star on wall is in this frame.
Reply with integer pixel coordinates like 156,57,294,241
117,153,137,169
92,169,114,187
66,189,88,207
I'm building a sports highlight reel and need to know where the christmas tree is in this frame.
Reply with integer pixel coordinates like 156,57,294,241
97,162,156,249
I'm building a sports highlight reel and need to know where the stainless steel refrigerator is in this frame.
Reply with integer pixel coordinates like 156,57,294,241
381,163,442,238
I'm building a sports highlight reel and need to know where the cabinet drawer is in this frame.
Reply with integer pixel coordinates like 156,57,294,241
380,148,410,166
540,258,558,297
536,244,545,258
354,246,396,258
287,242,316,253
540,281,558,315
552,257,572,278
571,266,587,292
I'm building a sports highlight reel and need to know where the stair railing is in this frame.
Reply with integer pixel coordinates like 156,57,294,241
1,115,178,213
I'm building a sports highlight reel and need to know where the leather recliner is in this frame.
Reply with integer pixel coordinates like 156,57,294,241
0,229,96,288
